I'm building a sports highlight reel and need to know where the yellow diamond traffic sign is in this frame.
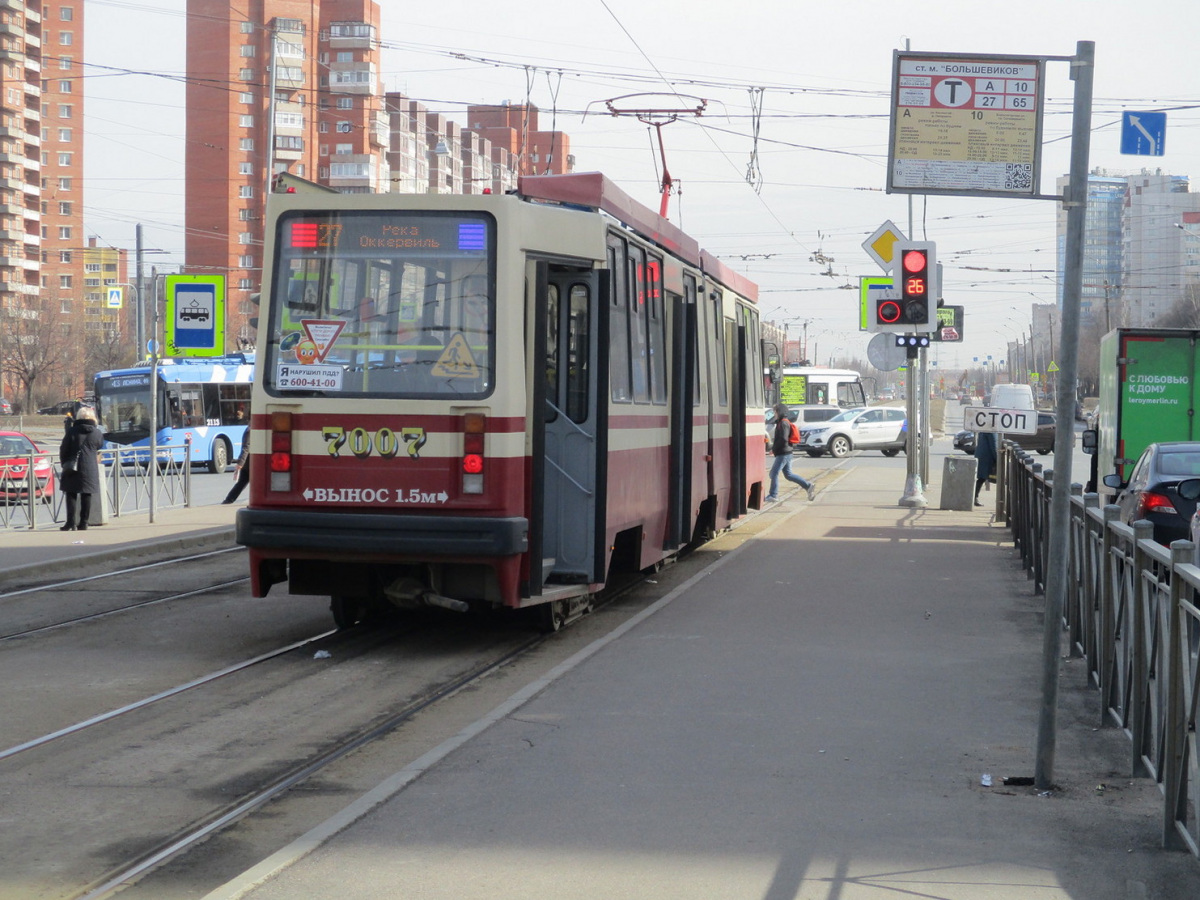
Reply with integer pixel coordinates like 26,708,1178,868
862,220,906,272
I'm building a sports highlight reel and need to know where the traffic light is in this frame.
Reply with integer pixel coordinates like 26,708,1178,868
892,241,937,330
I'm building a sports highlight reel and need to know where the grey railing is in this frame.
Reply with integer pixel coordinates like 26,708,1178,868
1,443,192,530
1003,442,1200,859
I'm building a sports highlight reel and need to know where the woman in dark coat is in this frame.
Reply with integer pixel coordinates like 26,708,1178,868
59,406,105,531
973,430,998,507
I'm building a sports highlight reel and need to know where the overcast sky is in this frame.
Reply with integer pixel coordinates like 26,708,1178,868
83,0,1200,368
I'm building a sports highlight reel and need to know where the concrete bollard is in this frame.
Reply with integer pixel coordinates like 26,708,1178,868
940,455,978,511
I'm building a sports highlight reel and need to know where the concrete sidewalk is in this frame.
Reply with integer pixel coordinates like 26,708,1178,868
191,464,1200,900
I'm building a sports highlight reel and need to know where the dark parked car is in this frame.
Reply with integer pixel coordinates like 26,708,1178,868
1106,441,1200,545
953,429,976,454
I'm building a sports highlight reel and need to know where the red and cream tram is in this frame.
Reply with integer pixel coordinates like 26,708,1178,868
236,172,766,629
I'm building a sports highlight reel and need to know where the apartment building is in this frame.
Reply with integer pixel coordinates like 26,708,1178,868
0,0,88,398
185,0,385,348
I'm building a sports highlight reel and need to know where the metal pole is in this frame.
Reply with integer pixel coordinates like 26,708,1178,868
135,224,144,359
1036,40,1094,790
149,266,160,524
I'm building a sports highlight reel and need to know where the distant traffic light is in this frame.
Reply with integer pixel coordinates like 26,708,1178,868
893,241,937,329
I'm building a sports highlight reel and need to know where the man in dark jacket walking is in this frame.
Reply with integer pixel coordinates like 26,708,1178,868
223,437,250,504
59,406,104,530
766,403,816,503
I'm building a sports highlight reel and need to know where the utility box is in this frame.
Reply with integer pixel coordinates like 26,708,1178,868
940,455,977,511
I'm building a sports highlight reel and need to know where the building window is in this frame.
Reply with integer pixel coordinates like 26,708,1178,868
61,298,71,313
239,138,254,151
59,80,72,93
238,232,253,244
61,7,75,21
59,57,72,71
330,162,368,178
239,278,254,290
239,115,254,127
239,92,254,104
336,97,353,110
84,277,100,287
84,263,99,273
60,250,72,263
57,152,72,165
240,68,254,81
335,142,352,155
239,254,255,268
58,224,71,238
240,45,256,57
336,52,354,63
318,165,329,179
319,144,329,156
274,112,303,128
240,21,254,34
60,32,74,46
238,162,253,175
58,177,71,190
276,66,303,82
276,135,303,150
295,164,305,177
58,201,71,215
238,185,254,198
59,104,73,119
238,208,253,221
58,128,71,142
318,122,328,133
336,120,352,133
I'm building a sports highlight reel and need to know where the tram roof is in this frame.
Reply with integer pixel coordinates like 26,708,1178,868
518,172,758,303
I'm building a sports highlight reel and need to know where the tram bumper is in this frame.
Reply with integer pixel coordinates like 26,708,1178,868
236,508,528,557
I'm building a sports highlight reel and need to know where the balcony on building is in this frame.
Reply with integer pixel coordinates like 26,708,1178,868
21,54,38,74
328,154,377,191
20,3,38,25
21,79,39,99
274,64,305,87
370,112,388,148
0,20,25,39
328,61,375,95
328,21,373,50
274,134,304,162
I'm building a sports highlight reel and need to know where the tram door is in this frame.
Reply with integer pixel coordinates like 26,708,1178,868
533,263,605,589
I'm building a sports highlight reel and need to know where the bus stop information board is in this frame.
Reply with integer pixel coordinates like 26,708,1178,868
888,52,1044,198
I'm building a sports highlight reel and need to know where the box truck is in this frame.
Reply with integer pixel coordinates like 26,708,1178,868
1089,328,1200,498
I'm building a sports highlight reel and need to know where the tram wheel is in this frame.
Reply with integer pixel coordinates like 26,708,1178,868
536,599,567,634
330,595,366,629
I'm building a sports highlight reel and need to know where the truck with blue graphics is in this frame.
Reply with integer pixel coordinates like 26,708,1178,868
1092,328,1200,498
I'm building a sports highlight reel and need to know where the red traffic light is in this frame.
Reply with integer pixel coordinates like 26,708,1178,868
876,298,903,324
902,249,928,274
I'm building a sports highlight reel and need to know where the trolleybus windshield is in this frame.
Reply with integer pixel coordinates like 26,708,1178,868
265,210,494,399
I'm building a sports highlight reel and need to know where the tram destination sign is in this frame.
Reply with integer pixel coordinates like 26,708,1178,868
888,52,1045,199
962,405,1038,435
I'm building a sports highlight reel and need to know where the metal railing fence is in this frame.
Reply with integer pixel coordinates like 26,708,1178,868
1,443,192,530
1004,442,1200,859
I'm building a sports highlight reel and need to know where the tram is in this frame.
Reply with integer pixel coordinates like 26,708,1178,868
235,172,766,629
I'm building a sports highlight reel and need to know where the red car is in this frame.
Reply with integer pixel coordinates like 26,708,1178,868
0,430,56,502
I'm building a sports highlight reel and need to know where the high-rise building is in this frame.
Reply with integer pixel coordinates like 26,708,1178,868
1058,169,1200,329
0,0,87,399
185,0,385,349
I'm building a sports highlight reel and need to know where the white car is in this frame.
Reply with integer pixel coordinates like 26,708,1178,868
798,407,907,458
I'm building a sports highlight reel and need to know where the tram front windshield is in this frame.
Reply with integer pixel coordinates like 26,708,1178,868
265,210,495,399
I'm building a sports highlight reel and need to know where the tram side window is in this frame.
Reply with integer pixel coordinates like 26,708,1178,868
745,308,763,408
545,283,559,422
686,275,701,408
712,291,728,407
607,240,631,403
566,283,590,423
647,254,666,405
628,244,650,404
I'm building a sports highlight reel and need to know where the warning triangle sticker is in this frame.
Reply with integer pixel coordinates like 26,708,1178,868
301,319,346,362
431,333,480,378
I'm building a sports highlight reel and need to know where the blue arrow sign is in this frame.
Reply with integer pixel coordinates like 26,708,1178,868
1121,111,1166,156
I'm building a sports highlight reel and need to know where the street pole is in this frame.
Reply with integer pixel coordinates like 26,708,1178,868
135,224,144,360
1036,40,1094,790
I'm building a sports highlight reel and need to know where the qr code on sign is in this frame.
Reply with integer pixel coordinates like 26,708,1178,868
1005,163,1033,191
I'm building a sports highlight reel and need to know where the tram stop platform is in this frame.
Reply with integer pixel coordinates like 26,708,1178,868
166,462,1197,900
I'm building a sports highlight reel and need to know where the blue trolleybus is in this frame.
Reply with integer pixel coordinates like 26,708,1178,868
94,355,254,472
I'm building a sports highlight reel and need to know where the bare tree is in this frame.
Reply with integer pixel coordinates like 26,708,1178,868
0,293,87,412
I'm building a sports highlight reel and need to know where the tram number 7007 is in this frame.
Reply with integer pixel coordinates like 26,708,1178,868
321,426,427,460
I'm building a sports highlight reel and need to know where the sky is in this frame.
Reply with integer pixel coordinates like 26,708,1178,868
81,0,1200,369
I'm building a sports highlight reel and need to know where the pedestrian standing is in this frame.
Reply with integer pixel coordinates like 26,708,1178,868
765,403,816,503
59,406,104,531
223,437,250,504
973,430,997,507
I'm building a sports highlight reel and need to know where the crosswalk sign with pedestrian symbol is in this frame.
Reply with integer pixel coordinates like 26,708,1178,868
432,333,480,378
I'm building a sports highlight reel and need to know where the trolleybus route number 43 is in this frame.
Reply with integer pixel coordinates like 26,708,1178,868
321,425,427,459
